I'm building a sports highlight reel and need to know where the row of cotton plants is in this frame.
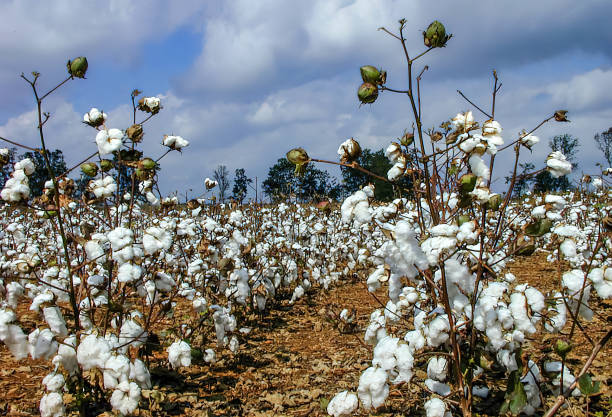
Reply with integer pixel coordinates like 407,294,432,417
0,59,376,416
282,19,612,417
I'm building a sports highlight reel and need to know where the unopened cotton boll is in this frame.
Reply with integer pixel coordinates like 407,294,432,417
327,390,359,417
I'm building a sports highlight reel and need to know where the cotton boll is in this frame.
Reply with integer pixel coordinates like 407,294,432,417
357,366,389,410
392,342,414,384
42,373,65,392
427,356,448,381
39,392,65,417
85,240,104,263
168,340,191,368
192,296,207,313
367,265,388,292
424,397,451,417
424,315,450,347
103,354,130,389
110,381,141,415
497,348,518,371
6,281,24,308
129,359,152,389
204,348,217,364
117,263,142,283
364,309,387,345
43,306,68,337
77,333,111,370
404,329,425,353
53,335,77,374
425,378,451,396
229,336,239,353
468,154,490,179
562,269,593,320
372,336,399,371
28,328,58,360
119,319,146,348
559,240,577,258
327,390,359,417
546,152,572,178
0,309,28,359
588,267,612,299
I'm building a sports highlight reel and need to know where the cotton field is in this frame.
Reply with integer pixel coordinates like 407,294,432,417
1,17,612,417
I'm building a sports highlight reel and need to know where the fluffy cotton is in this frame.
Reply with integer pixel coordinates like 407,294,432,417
168,340,191,368
77,333,111,370
327,390,359,417
357,366,389,410
546,151,572,178
39,392,65,417
162,135,189,150
110,381,141,415
96,128,124,155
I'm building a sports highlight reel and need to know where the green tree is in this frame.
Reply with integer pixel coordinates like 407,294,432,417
341,148,393,201
232,168,252,204
533,134,578,193
213,164,230,202
594,127,612,166
341,147,413,201
263,158,342,203
19,149,67,197
505,162,535,197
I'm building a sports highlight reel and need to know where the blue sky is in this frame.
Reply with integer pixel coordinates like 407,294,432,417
1,0,611,198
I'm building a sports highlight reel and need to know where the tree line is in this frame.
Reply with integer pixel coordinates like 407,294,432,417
2,130,611,204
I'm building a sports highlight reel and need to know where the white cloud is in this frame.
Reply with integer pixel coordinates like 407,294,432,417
546,68,612,111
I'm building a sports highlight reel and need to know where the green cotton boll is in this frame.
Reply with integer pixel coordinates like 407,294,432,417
459,173,477,193
423,21,450,48
360,66,385,85
80,162,98,177
67,56,88,78
358,83,378,104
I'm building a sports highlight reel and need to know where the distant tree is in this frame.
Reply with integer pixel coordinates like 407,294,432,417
594,127,612,166
263,158,342,203
0,147,17,190
73,174,91,199
19,149,67,197
213,164,230,202
505,162,535,198
341,148,393,201
232,168,252,204
341,147,414,201
533,134,579,193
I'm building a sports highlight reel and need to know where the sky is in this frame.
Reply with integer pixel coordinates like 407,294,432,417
0,0,611,199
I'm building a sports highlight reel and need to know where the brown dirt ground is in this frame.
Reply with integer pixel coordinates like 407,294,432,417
1,253,610,416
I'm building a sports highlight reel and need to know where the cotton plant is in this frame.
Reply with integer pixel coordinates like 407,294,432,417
285,18,611,417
